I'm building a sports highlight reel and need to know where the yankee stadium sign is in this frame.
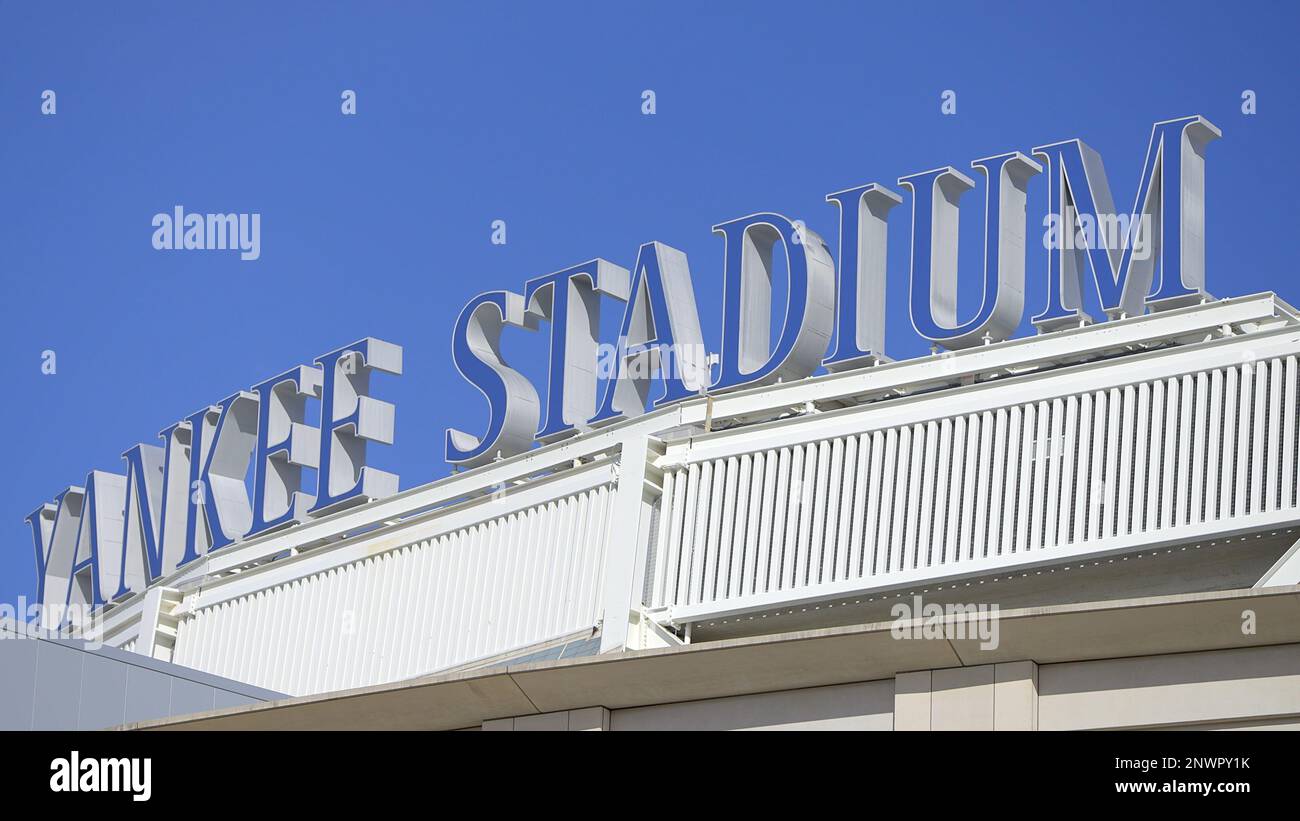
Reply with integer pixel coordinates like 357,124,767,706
27,114,1221,623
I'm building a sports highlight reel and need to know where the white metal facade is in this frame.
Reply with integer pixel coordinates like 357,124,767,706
170,483,614,694
651,353,1299,622
85,293,1300,697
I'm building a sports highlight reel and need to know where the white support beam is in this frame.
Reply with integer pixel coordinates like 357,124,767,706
1256,536,1300,587
598,436,663,653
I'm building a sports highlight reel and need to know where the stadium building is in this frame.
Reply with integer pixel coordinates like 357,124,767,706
5,292,1299,730
7,115,1300,731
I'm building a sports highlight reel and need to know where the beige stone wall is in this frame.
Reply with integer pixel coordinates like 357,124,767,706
481,643,1300,731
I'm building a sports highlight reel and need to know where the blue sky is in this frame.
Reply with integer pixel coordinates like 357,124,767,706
1,0,1296,607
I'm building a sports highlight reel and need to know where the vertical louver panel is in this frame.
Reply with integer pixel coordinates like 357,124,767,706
652,357,1300,610
171,484,615,695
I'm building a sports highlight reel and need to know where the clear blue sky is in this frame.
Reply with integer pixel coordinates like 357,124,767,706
1,0,1296,607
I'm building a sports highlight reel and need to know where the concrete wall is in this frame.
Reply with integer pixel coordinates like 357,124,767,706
480,644,1300,731
0,628,283,730
610,681,894,731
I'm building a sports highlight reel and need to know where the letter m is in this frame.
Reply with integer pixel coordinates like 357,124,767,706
1032,115,1220,330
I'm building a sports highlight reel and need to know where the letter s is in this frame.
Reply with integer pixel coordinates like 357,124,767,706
445,291,541,468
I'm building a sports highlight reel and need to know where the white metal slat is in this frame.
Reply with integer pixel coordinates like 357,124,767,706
1117,386,1136,537
783,446,805,589
832,437,855,582
987,409,1010,559
1286,357,1298,509
423,536,455,672
959,414,981,562
477,519,508,661
757,449,780,592
755,449,779,594
1028,400,1050,553
567,490,597,633
450,525,480,667
700,459,726,604
1087,391,1108,542
358,552,390,689
1175,376,1195,527
378,546,411,683
502,508,531,651
874,431,899,575
1190,372,1209,525
972,412,994,561
1266,360,1283,512
1059,396,1080,547
344,559,369,690
1131,384,1151,534
1042,399,1065,548
688,462,714,605
737,453,762,597
290,574,314,695
383,547,412,684
404,542,435,680
650,470,673,607
793,444,818,586
995,406,1018,558
457,522,484,666
731,454,755,599
848,433,873,578
1206,370,1225,520
714,456,740,601
586,489,612,625
523,502,554,642
889,428,913,573
233,592,258,687
397,543,428,675
299,569,327,694
216,600,236,684
256,588,281,689
268,579,293,693
464,522,495,662
1251,360,1269,514
538,500,568,639
807,441,832,584
388,546,417,681
525,497,561,646
859,432,884,576
1235,363,1253,519
671,464,699,607
586,489,613,625
1159,380,1179,532
656,471,683,607
1103,388,1122,539
1216,371,1237,522
903,424,926,570
428,532,460,675
769,449,790,589
215,597,238,683
1141,384,1162,537
820,438,843,583
1220,367,1240,520
917,421,940,568
1013,403,1033,555
933,418,955,565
